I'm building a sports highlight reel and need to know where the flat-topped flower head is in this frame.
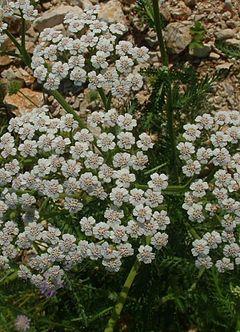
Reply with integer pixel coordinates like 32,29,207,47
0,105,170,294
179,110,240,272
30,5,149,103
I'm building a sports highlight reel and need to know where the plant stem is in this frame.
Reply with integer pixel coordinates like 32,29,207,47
21,14,26,49
19,15,31,67
151,0,169,67
188,268,205,292
5,29,31,67
104,260,141,332
18,90,39,107
151,0,178,182
51,90,86,128
166,83,178,182
98,88,110,110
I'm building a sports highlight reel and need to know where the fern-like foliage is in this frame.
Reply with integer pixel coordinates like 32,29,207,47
138,65,228,170
215,40,240,59
135,0,167,29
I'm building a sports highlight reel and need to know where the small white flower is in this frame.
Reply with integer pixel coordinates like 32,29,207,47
80,217,96,236
177,142,195,160
116,56,134,74
137,245,155,264
147,173,168,191
190,179,208,198
117,132,135,150
183,124,201,141
133,204,152,223
97,133,115,152
182,160,201,177
187,203,205,223
109,187,129,207
151,232,168,249
91,51,108,69
117,114,137,131
113,168,136,188
70,67,87,86
129,46,149,63
191,239,209,257
137,133,154,151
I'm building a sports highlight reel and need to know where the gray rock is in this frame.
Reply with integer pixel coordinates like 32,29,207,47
184,0,196,8
215,29,235,40
189,44,211,58
225,38,240,48
67,0,93,9
164,22,192,54
171,1,192,19
98,0,127,25
34,5,83,32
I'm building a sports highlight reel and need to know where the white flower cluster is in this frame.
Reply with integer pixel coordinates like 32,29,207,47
31,5,149,98
177,111,240,272
0,106,169,295
0,0,38,45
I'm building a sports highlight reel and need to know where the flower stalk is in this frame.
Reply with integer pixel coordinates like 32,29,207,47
151,0,178,182
151,0,168,67
104,260,141,332
51,90,86,128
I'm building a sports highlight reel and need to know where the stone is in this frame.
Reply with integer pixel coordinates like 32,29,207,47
159,4,171,22
225,38,240,47
0,56,12,66
223,0,234,13
70,0,93,9
215,29,235,40
216,62,233,70
98,0,127,25
189,44,211,58
1,67,35,85
171,1,192,20
164,22,192,54
226,20,237,29
4,88,43,115
209,52,221,60
33,5,83,32
184,0,196,8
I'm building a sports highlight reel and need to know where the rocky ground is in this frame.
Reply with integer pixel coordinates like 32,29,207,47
0,0,239,115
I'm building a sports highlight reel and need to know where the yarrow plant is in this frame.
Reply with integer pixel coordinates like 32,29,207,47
1,0,240,330
31,5,149,103
178,110,240,272
0,106,170,296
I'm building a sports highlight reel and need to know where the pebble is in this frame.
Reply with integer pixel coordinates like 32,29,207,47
33,5,83,31
164,22,192,54
215,28,235,40
209,52,221,60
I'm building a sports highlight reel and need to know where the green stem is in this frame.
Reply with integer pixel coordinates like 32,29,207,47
51,90,86,128
20,12,26,49
5,30,21,49
166,83,178,182
104,260,141,332
151,1,178,181
144,162,167,175
5,29,31,67
98,88,110,110
151,0,169,66
18,90,39,107
188,268,205,292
